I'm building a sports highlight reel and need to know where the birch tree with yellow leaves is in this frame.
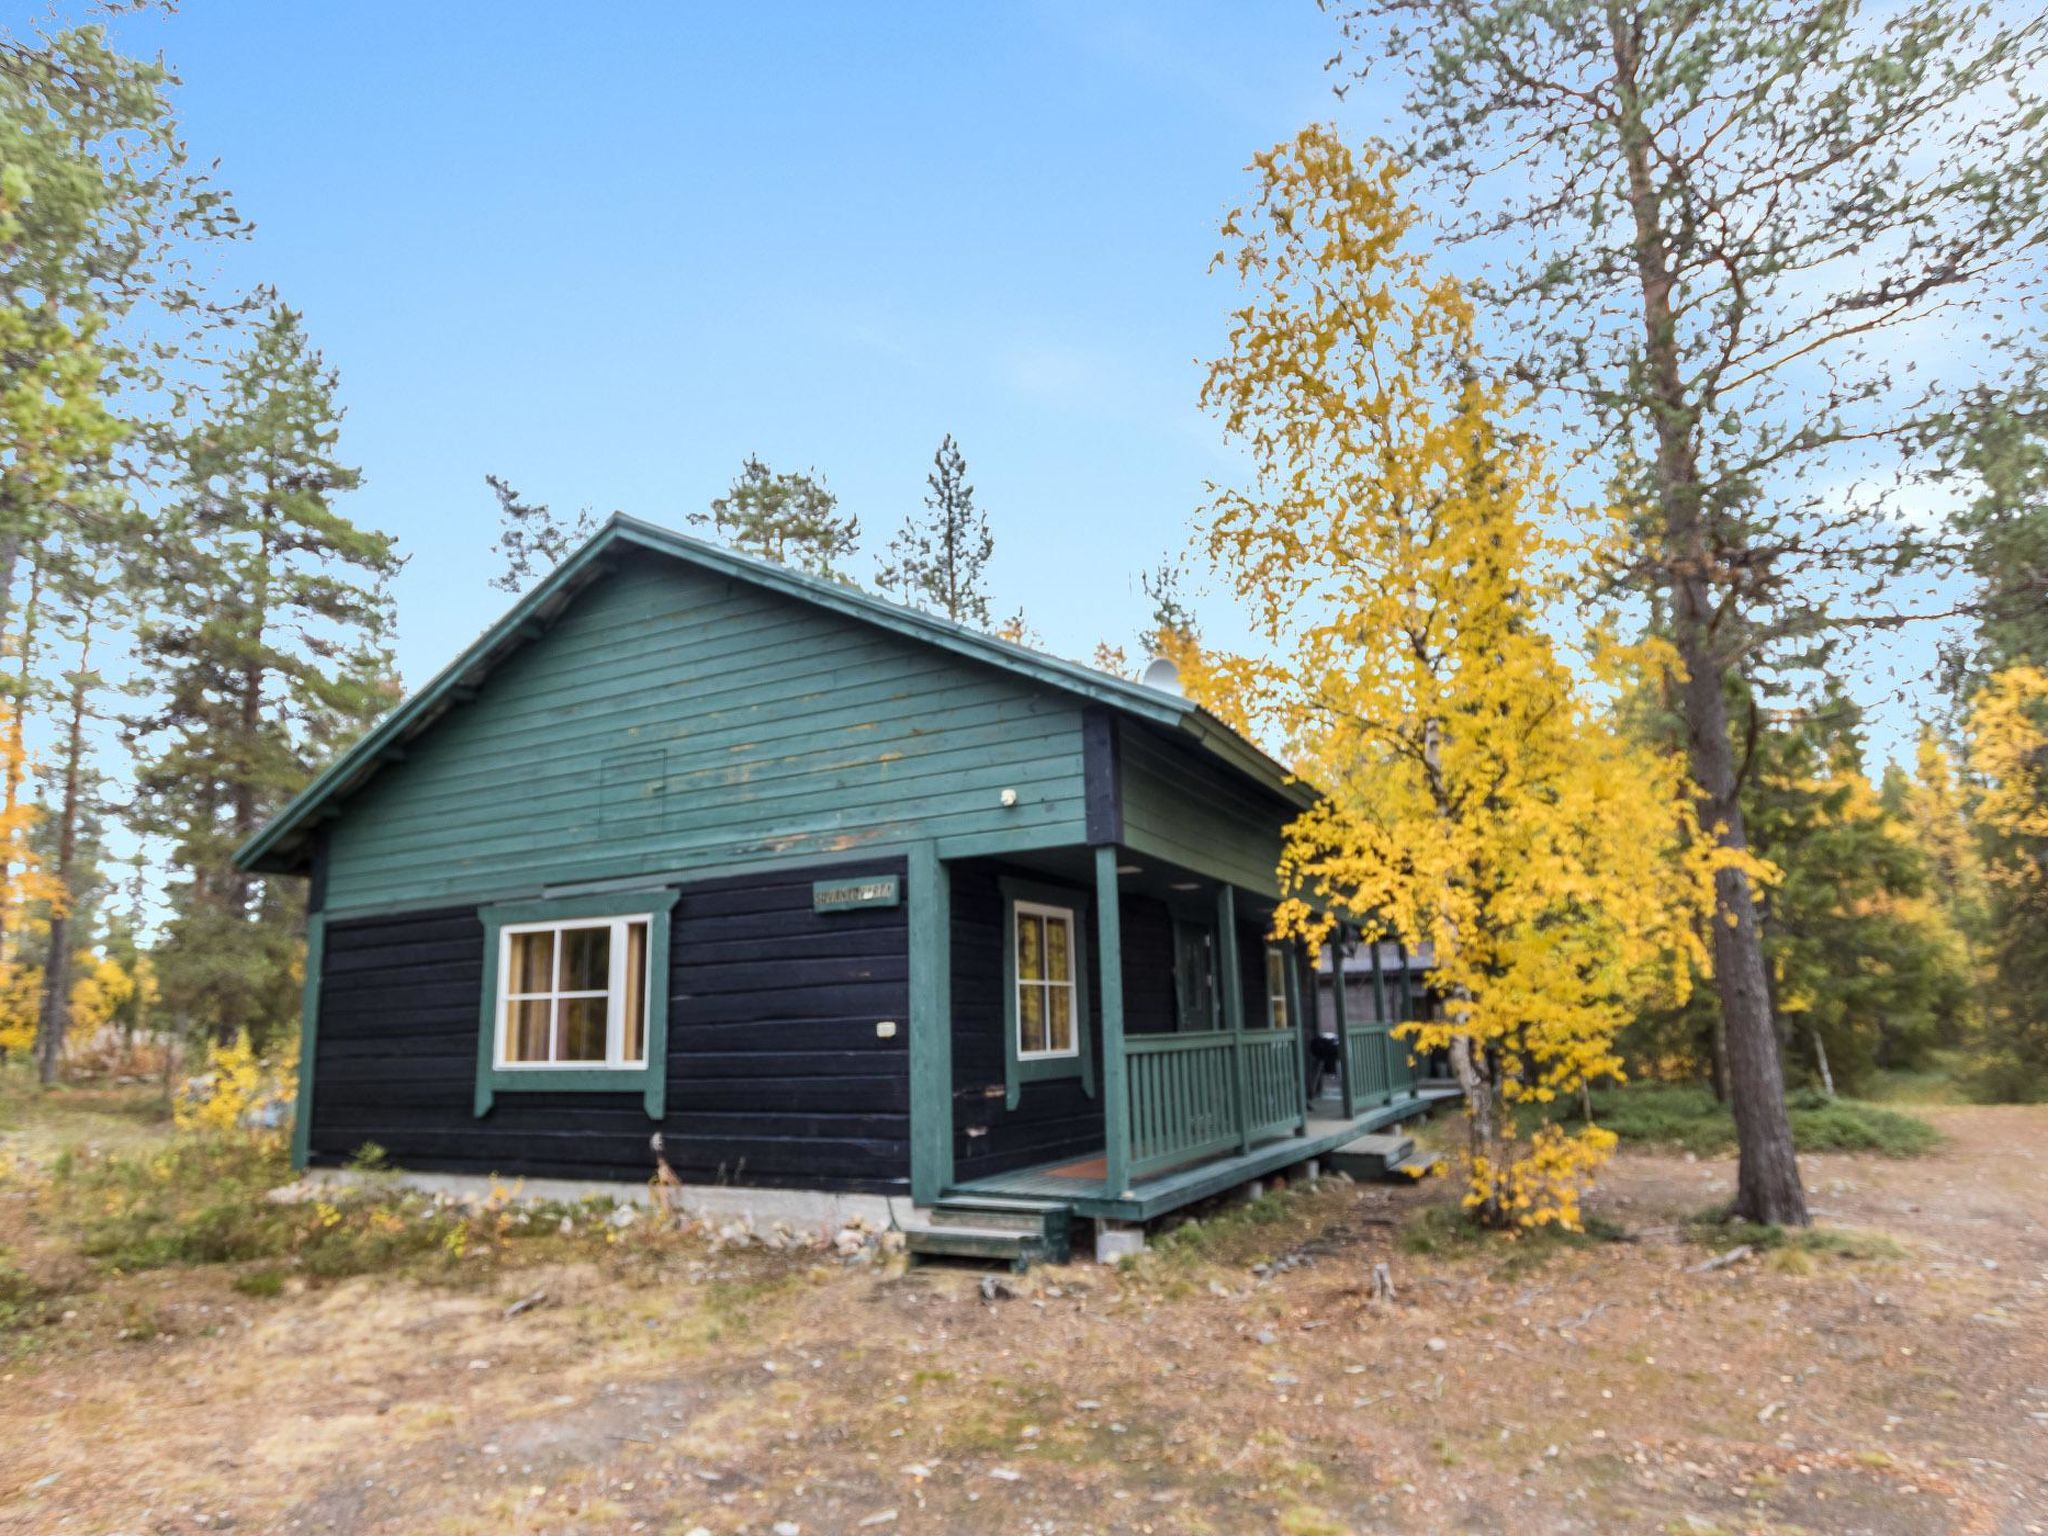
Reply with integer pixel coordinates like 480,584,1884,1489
1201,128,1721,1228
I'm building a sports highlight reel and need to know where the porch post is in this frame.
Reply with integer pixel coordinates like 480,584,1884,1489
1329,929,1356,1119
1395,937,1415,1098
1370,936,1391,1108
1217,884,1250,1152
1095,845,1132,1199
1285,938,1308,1130
908,842,953,1206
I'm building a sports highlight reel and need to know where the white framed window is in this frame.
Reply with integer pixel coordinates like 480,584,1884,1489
494,914,652,1070
1013,900,1079,1060
1265,946,1290,1031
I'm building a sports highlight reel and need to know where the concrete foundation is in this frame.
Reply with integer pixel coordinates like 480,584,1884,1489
1093,1221,1147,1263
291,1167,904,1233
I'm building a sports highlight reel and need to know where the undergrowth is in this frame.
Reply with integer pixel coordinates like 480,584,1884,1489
1687,1213,1907,1266
31,1133,664,1295
1523,1084,1940,1157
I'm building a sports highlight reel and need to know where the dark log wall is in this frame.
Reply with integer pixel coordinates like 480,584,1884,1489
948,870,1186,1178
309,859,911,1192
947,863,1104,1178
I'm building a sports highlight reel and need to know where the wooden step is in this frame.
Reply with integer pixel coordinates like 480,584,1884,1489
911,1196,1074,1268
904,1223,1045,1270
1326,1132,1414,1180
1383,1151,1443,1182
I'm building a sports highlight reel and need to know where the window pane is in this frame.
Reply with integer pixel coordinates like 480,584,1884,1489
1018,983,1046,1053
560,925,611,992
1045,914,1070,984
555,995,608,1062
506,998,551,1062
622,920,649,1064
510,930,553,994
1017,912,1043,982
1049,985,1072,1052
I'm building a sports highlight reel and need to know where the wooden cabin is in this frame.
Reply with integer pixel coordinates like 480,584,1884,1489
237,516,1451,1261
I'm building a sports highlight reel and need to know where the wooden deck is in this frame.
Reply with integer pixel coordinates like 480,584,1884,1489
950,1084,1461,1222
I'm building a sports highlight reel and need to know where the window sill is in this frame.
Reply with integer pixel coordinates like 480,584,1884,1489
479,1063,664,1117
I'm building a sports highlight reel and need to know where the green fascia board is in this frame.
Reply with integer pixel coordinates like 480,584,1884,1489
235,514,1311,877
472,888,680,1120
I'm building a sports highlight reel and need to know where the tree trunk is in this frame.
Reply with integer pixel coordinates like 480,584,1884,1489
1681,648,1809,1223
35,605,95,1087
1608,7,1807,1226
1811,1028,1835,1099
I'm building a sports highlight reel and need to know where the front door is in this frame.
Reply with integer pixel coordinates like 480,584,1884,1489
1172,918,1219,1032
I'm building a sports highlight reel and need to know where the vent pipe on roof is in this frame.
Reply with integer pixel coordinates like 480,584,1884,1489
1140,655,1183,697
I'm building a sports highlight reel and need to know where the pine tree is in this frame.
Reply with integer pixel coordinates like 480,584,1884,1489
876,435,993,625
0,14,244,961
32,543,118,1083
485,474,596,594
694,457,859,580
132,307,399,1047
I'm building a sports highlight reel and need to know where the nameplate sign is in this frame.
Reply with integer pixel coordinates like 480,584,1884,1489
812,874,901,913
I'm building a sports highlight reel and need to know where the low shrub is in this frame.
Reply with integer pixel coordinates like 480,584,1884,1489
39,1133,651,1286
1523,1084,1939,1157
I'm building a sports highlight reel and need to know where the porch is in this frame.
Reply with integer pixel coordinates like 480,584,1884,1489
951,1089,1455,1223
916,837,1461,1230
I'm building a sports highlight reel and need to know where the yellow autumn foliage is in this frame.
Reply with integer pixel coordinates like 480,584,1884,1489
1200,127,1726,1227
175,1030,297,1142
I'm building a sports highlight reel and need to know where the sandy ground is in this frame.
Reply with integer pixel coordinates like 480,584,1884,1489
2,1105,2045,1536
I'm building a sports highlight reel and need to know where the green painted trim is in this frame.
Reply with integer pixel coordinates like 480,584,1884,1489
235,513,1309,877
473,888,679,1120
1280,941,1308,1123
933,826,1088,862
322,848,919,924
1216,885,1250,1153
1094,846,1131,1199
1331,930,1357,1119
997,875,1095,1109
290,912,325,1171
907,843,953,1206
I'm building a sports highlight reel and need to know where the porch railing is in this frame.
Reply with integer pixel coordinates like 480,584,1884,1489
1241,1031,1301,1144
1127,1031,1240,1179
1345,1022,1419,1108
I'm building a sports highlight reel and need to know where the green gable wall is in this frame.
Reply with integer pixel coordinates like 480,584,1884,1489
321,553,1091,917
1117,722,1294,898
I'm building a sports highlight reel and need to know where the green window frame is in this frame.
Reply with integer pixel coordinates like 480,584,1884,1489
473,889,679,1120
1000,875,1096,1109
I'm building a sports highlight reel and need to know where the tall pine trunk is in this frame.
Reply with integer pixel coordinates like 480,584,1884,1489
0,559,39,965
35,601,95,1086
1610,8,1807,1225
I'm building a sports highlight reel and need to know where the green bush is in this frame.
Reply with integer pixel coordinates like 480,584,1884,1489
1522,1083,1939,1157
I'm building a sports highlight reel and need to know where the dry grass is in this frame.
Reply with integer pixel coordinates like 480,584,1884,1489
3,1074,2045,1533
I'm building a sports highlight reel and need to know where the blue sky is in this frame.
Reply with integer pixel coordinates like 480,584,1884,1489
109,1,1377,682
97,0,1959,774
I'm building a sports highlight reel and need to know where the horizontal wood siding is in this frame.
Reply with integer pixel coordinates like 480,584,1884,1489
948,863,1103,1177
309,860,911,1192
322,554,1089,916
947,870,1186,1178
1120,895,1179,1037
1117,723,1293,896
